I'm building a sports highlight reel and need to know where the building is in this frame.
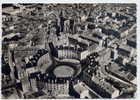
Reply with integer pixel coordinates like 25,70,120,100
2,12,13,22
74,82,92,98
74,82,100,98
56,45,80,60
19,69,31,93
117,44,135,63
79,34,101,45
127,35,136,48
82,67,119,98
96,48,111,65
42,77,70,98
106,62,135,83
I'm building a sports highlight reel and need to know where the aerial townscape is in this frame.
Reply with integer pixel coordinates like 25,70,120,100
2,4,137,99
